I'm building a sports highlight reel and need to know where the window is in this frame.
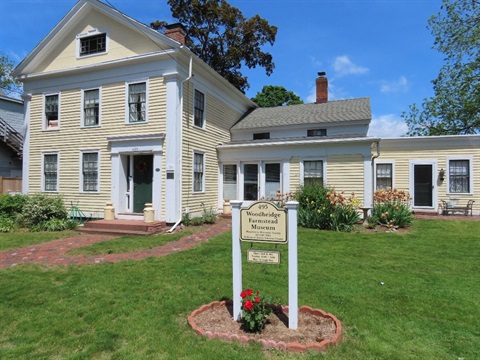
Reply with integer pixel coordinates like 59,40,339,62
45,94,59,129
43,154,58,191
253,132,270,140
193,152,204,192
82,152,99,192
194,90,205,127
265,163,280,198
79,33,106,56
304,160,323,186
244,164,258,200
223,165,237,200
376,163,393,190
449,159,470,193
307,129,327,137
83,89,100,126
128,82,146,123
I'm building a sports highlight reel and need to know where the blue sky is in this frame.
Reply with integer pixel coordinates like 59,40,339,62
0,0,444,137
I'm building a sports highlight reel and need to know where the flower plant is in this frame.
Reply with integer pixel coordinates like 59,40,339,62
240,289,272,333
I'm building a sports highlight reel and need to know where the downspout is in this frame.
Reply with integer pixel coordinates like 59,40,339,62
371,140,381,207
168,54,193,232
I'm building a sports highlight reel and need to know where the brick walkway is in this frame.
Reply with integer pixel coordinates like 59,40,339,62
0,218,232,269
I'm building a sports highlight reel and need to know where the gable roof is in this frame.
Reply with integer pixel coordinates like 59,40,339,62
231,97,371,130
12,0,181,78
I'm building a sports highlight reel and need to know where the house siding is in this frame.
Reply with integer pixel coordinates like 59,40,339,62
289,156,301,192
27,76,167,216
326,155,365,204
377,143,480,213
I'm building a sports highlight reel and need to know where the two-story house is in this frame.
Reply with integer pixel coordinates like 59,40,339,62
12,0,479,220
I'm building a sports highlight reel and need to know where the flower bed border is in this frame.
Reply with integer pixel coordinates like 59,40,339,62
188,300,342,352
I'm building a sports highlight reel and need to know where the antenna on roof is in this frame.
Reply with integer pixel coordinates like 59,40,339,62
318,71,326,77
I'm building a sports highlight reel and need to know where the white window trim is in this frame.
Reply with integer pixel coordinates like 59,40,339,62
446,156,473,195
80,87,102,128
79,150,101,193
300,157,327,186
76,29,109,59
43,92,60,131
42,151,59,192
193,150,205,193
125,80,149,124
193,87,207,129
374,160,395,190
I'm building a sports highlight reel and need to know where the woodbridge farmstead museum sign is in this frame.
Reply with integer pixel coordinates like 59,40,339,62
231,200,299,329
240,201,287,244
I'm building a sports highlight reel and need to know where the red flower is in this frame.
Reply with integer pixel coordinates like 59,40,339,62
245,289,253,296
240,291,246,299
254,297,260,303
244,300,254,311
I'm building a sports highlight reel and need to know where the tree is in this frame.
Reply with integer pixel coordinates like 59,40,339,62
251,85,303,107
402,0,479,135
151,0,277,93
0,53,22,96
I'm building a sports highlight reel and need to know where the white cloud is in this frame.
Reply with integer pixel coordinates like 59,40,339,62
368,114,408,138
332,55,368,77
380,76,409,93
309,56,323,68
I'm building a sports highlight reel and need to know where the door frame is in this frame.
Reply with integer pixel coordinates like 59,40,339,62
409,160,437,211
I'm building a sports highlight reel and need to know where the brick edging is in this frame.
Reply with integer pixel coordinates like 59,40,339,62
188,300,342,352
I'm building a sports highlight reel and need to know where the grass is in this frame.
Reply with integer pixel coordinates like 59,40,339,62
0,219,479,359
0,230,78,251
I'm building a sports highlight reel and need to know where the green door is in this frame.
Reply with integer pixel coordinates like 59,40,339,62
133,155,153,213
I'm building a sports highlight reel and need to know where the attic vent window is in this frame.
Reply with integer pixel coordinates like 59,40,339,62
307,129,327,137
253,132,270,140
79,33,106,56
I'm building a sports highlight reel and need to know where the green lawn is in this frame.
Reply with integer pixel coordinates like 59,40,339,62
0,219,478,359
0,230,78,251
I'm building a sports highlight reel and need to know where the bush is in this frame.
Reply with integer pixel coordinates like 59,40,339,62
0,215,15,233
295,184,360,232
190,217,203,226
30,218,78,232
370,188,413,228
0,194,27,219
201,203,217,224
182,212,191,226
19,194,68,230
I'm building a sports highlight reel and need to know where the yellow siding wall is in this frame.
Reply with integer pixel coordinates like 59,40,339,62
289,157,301,192
326,155,365,204
181,82,244,215
28,76,166,216
378,146,480,212
37,9,164,73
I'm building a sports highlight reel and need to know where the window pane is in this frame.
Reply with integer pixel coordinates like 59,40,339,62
376,164,392,190
304,161,323,185
307,129,326,137
244,164,258,200
44,154,58,191
45,95,59,127
265,163,280,198
80,34,106,56
129,83,146,122
84,89,99,126
83,153,98,191
449,160,469,193
194,90,205,127
194,153,204,192
223,164,237,200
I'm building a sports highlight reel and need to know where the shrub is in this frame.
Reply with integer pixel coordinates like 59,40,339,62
190,217,203,226
0,194,27,219
19,194,68,230
31,218,78,232
370,188,413,228
240,289,272,333
201,203,217,224
295,184,360,232
0,215,15,233
182,212,191,226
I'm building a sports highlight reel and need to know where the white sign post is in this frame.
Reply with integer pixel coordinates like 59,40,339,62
231,200,299,329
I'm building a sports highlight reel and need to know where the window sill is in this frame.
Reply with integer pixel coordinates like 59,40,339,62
126,121,148,125
193,124,206,131
82,124,101,129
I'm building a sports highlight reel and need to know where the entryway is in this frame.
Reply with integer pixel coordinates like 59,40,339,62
410,161,437,210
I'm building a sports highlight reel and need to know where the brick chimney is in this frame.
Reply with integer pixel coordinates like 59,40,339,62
315,72,328,104
164,23,187,45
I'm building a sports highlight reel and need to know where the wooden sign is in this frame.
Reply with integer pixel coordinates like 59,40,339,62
240,201,287,244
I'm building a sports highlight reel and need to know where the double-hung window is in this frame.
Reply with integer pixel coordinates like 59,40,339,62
449,159,470,193
128,82,147,123
223,164,237,200
193,152,204,192
376,163,393,190
82,152,99,192
45,94,59,129
303,160,323,186
43,153,58,192
83,89,100,126
194,90,205,128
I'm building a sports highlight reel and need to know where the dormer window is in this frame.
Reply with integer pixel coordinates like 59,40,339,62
253,132,270,140
77,30,107,57
307,129,327,137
